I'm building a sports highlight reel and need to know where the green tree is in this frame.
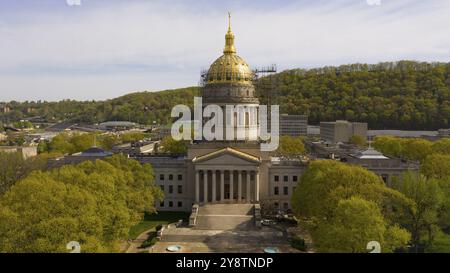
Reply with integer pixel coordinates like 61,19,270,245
159,136,188,154
373,136,403,158
0,154,163,252
291,160,411,221
275,136,305,157
432,138,450,154
393,173,444,252
313,197,410,253
0,152,48,195
291,160,413,253
422,154,450,179
120,132,145,143
349,135,366,147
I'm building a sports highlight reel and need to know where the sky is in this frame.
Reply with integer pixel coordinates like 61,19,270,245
0,0,449,102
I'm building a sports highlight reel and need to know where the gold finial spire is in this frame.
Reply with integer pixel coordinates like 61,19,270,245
223,12,236,54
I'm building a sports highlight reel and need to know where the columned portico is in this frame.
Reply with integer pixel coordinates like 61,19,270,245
220,170,225,202
237,171,242,202
203,171,208,203
192,147,261,205
246,171,251,202
194,168,259,204
229,171,234,201
255,172,260,202
212,171,217,203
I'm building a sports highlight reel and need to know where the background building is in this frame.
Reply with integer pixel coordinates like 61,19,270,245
99,121,137,131
279,114,307,137
320,120,367,144
0,146,37,159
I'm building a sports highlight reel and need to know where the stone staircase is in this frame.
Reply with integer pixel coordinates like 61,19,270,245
194,204,255,230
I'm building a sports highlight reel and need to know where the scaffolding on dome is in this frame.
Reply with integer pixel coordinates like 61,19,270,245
253,64,278,105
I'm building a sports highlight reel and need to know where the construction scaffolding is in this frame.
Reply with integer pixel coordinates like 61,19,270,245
199,63,278,105
253,64,278,105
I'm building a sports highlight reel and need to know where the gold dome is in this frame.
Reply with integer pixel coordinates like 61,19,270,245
205,13,254,86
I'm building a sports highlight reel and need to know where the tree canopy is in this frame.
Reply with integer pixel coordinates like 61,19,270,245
158,136,189,154
291,160,412,253
0,154,163,253
312,196,410,253
373,136,450,162
275,136,305,157
0,152,48,195
38,132,147,155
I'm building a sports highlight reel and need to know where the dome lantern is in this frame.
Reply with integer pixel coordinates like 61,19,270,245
223,12,236,54
204,13,254,87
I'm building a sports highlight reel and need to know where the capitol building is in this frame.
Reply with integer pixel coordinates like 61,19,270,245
139,17,306,220
48,16,418,230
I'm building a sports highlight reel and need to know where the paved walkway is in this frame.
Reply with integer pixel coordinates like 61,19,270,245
151,226,299,253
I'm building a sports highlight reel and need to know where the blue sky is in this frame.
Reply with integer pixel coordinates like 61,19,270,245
0,0,449,101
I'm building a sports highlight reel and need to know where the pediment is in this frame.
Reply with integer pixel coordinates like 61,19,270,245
193,147,260,165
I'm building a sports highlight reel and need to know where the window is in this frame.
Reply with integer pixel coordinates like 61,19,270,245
178,185,183,194
274,202,279,208
274,186,279,195
169,174,173,181
293,186,296,193
178,201,183,208
293,176,298,182
169,185,173,194
159,174,164,181
283,203,289,210
160,201,164,207
160,185,164,192
283,176,288,182
274,175,279,182
169,201,173,207
178,174,183,181
381,174,389,183
284,186,289,195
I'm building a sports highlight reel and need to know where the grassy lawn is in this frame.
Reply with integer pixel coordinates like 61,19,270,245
128,211,190,239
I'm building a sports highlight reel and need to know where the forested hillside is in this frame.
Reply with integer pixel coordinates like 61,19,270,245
259,61,450,129
0,87,200,126
1,61,449,130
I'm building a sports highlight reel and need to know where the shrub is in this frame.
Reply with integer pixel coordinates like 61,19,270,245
291,236,307,252
140,232,158,249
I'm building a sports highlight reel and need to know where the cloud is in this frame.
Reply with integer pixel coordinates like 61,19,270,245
0,0,449,101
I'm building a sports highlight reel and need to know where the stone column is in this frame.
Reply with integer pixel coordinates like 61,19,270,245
246,171,251,203
212,170,216,203
203,171,208,203
229,170,234,201
238,170,242,203
195,170,199,203
220,170,225,202
255,171,260,202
